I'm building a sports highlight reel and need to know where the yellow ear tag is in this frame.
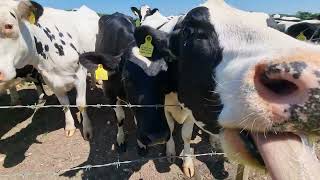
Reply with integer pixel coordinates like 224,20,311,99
28,12,36,25
95,64,108,81
139,35,154,58
135,19,141,27
296,32,307,41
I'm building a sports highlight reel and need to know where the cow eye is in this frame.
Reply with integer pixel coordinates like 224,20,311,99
182,27,194,37
196,32,209,39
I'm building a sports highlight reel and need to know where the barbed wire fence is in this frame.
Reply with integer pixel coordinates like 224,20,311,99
0,152,226,178
0,101,238,179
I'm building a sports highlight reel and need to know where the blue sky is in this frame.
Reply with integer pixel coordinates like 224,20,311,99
34,0,320,16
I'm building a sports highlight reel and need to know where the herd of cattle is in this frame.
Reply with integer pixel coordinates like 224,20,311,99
1,0,320,179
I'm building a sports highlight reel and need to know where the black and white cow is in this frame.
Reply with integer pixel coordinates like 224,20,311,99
273,15,320,43
287,21,320,43
131,5,181,33
79,12,170,155
136,0,320,179
0,0,99,140
131,5,224,177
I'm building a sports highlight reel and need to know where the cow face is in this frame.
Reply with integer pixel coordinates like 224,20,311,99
123,26,173,146
131,5,159,22
169,0,320,179
0,0,43,81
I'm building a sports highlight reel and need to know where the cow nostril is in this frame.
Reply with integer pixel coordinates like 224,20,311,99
254,64,300,100
4,24,13,30
260,73,299,96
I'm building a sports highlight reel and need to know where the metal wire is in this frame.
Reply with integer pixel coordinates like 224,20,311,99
0,152,225,178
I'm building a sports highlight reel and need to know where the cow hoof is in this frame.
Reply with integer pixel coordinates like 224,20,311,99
83,128,93,141
83,131,93,141
137,146,148,156
117,143,127,153
215,170,229,179
65,129,76,137
183,160,195,178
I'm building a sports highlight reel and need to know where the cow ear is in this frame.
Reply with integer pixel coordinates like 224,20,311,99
79,52,120,76
150,8,159,15
134,26,177,60
131,7,140,17
17,0,44,24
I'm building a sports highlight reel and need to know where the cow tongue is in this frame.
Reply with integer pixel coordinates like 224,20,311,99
252,133,320,180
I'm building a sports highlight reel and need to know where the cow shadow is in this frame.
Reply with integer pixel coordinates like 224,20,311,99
0,84,93,168
0,88,71,168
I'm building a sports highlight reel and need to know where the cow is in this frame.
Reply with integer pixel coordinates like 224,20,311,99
0,0,99,140
79,12,170,155
131,5,181,33
135,0,320,179
286,22,320,43
273,15,320,43
131,6,224,177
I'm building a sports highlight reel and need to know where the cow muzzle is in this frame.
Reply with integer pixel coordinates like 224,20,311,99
223,60,320,180
253,61,320,133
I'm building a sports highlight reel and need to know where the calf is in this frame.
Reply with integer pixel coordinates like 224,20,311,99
0,0,99,140
149,0,320,179
79,13,170,154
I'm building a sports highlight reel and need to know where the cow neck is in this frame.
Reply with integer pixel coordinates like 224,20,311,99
17,21,40,68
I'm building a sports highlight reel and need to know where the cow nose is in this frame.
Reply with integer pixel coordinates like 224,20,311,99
253,61,319,119
0,71,4,81
138,131,170,146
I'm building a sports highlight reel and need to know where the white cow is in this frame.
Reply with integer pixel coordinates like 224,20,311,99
0,0,99,140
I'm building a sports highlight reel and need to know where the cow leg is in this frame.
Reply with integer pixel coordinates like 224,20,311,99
137,139,148,156
89,70,96,90
114,99,126,152
55,94,76,137
134,116,149,156
181,117,195,178
75,70,93,141
35,82,46,104
165,111,176,163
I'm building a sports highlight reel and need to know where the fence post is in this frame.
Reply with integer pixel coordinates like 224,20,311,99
235,164,249,180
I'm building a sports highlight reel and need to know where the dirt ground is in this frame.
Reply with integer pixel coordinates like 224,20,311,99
0,82,273,180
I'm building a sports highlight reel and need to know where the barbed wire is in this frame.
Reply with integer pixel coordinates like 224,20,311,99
0,151,225,178
0,104,176,109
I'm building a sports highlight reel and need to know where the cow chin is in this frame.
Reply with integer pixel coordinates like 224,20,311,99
220,129,320,180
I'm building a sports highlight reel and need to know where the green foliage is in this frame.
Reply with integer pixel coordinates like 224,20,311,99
296,11,320,20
